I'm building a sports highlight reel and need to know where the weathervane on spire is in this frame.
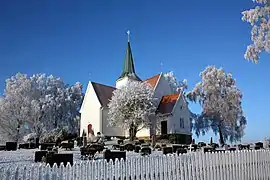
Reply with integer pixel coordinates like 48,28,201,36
127,30,130,42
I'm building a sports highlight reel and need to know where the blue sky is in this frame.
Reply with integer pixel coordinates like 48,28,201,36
0,0,269,143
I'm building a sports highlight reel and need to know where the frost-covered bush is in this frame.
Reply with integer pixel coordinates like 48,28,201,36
23,133,37,142
40,128,68,143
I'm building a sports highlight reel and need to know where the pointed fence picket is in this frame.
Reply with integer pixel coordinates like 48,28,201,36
1,150,270,180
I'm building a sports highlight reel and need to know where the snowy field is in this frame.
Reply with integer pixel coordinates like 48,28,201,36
0,146,163,170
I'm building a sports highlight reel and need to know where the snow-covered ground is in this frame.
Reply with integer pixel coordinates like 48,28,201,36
0,146,163,170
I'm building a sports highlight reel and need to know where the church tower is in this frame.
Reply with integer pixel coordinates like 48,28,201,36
116,31,141,89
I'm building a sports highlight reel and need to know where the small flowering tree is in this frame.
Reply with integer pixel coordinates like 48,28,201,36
242,0,270,63
187,66,247,145
108,81,157,141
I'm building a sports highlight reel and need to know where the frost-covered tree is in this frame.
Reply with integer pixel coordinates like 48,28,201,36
163,71,188,93
0,73,36,141
187,66,247,145
108,81,157,141
0,73,83,141
242,0,270,63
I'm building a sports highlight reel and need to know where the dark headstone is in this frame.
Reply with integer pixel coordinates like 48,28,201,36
134,145,141,153
76,137,83,147
134,141,141,145
35,150,48,162
172,145,183,153
0,145,6,151
161,144,167,148
46,153,73,167
117,139,124,145
211,143,219,149
141,147,151,156
203,147,213,153
141,143,150,148
162,147,173,155
35,138,40,147
154,144,161,150
243,144,250,150
61,143,74,150
198,142,206,147
56,138,61,147
255,142,263,149
112,144,120,150
90,144,104,153
40,143,54,150
104,150,126,163
124,143,135,151
177,148,187,155
139,139,145,144
119,145,125,151
19,143,36,149
68,139,74,144
192,144,198,151
238,144,243,150
6,142,17,151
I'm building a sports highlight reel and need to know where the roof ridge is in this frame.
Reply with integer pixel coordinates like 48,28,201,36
162,93,181,97
91,81,116,89
144,73,160,81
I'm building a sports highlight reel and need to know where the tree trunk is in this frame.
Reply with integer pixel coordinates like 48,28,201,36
16,124,20,142
218,125,225,146
129,122,137,142
151,134,156,148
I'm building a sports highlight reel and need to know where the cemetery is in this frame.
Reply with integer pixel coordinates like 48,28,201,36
0,132,270,179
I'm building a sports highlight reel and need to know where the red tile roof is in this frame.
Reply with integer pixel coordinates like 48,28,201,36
157,93,181,114
144,74,160,88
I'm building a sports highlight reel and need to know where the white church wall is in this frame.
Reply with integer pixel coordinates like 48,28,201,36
168,95,191,135
136,128,150,138
101,108,127,137
153,74,172,103
80,82,102,136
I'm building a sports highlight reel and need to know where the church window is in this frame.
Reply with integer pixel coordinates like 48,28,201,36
180,117,184,128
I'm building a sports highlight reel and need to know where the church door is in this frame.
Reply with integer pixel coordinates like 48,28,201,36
88,124,93,135
161,121,167,135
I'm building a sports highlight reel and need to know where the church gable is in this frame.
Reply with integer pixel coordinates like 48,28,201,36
144,74,161,88
80,82,101,113
92,82,116,107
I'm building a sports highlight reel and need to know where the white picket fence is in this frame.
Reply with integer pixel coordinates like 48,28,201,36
1,150,270,180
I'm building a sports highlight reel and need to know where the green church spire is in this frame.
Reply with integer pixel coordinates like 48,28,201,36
117,31,141,81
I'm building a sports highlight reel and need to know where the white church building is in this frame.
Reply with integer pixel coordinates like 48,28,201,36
80,34,192,144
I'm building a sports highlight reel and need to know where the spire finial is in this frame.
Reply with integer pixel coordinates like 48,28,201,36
127,30,130,42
